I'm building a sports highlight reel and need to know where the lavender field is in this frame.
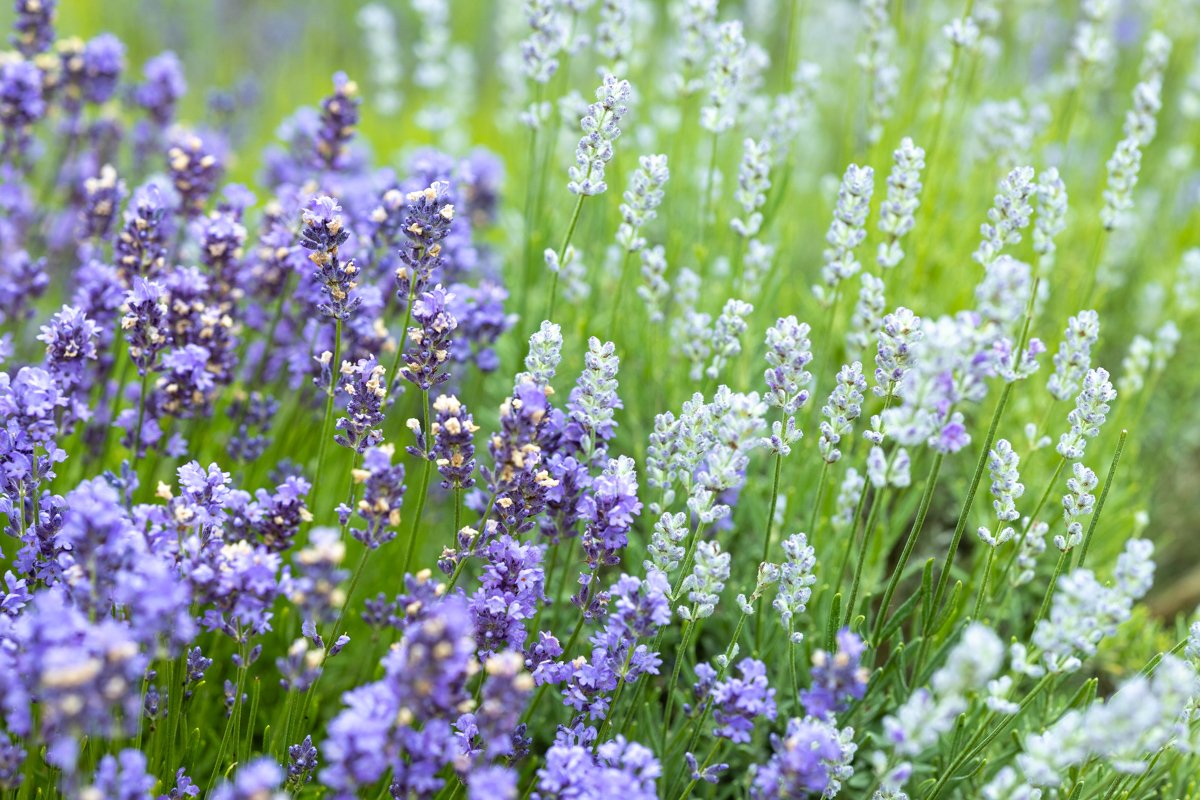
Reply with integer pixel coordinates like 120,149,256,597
1,0,1199,797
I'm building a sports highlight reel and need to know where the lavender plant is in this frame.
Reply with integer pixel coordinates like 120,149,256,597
1,2,1199,799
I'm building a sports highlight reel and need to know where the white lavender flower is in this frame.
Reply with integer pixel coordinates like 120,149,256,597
1117,335,1152,397
617,154,669,252
1066,0,1116,86
1002,654,1196,791
858,0,899,146
819,362,868,464
706,298,753,380
680,539,730,620
847,273,886,359
763,315,813,416
883,624,1004,758
1056,367,1116,461
833,467,866,532
515,320,563,391
700,20,747,134
1032,168,1068,272
773,532,816,639
1055,462,1097,551
568,337,620,454
521,0,567,84
671,0,718,96
874,307,922,399
877,138,925,270
815,164,874,305
645,511,688,578
867,446,911,489
1175,249,1200,313
1031,538,1154,673
742,239,775,296
731,138,772,238
973,165,1036,268
1152,321,1179,372
595,0,632,73
978,439,1023,547
1012,519,1049,587
1047,310,1099,402
356,4,403,115
637,244,669,322
567,74,632,196
1100,32,1170,231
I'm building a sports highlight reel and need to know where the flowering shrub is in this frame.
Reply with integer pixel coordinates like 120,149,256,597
1,0,1200,797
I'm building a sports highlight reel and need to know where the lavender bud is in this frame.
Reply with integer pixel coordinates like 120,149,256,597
617,154,669,252
1048,310,1100,401
819,362,867,464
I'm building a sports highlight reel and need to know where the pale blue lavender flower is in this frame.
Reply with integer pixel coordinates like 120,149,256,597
1033,168,1068,272
679,540,729,621
847,273,886,359
707,298,753,380
637,245,669,323
701,21,747,133
819,362,867,464
568,74,632,196
802,629,869,718
732,138,772,238
773,532,816,638
873,307,922,399
300,195,361,321
877,137,925,269
616,154,668,252
1056,367,1116,460
750,716,857,799
1048,310,1099,401
343,444,406,549
707,658,777,743
815,164,874,306
515,320,563,391
1055,462,1097,551
1029,538,1154,674
565,336,621,459
11,0,56,57
973,165,1036,268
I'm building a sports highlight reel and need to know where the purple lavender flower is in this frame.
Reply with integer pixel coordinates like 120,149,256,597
80,164,126,240
447,280,514,372
469,650,535,758
300,195,361,321
134,51,187,127
167,130,225,216
86,749,156,799
114,182,169,280
0,737,24,790
395,181,455,298
317,71,360,170
708,658,778,743
287,736,319,789
402,285,458,390
11,0,56,57
0,250,48,324
334,357,388,452
800,628,870,718
468,765,518,800
228,474,312,552
211,758,284,800
226,392,278,462
426,394,478,490
38,305,99,419
535,737,660,799
469,533,545,655
81,33,125,104
579,455,642,573
749,716,856,799
343,444,406,548
322,596,474,796
0,60,46,162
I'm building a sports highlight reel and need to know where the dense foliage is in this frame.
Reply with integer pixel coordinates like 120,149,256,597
1,0,1199,798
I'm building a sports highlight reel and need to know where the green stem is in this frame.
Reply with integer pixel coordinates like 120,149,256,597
1075,429,1127,570
754,451,785,651
312,317,343,508
972,545,997,621
871,452,944,644
403,391,433,574
546,193,587,322
845,487,887,627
